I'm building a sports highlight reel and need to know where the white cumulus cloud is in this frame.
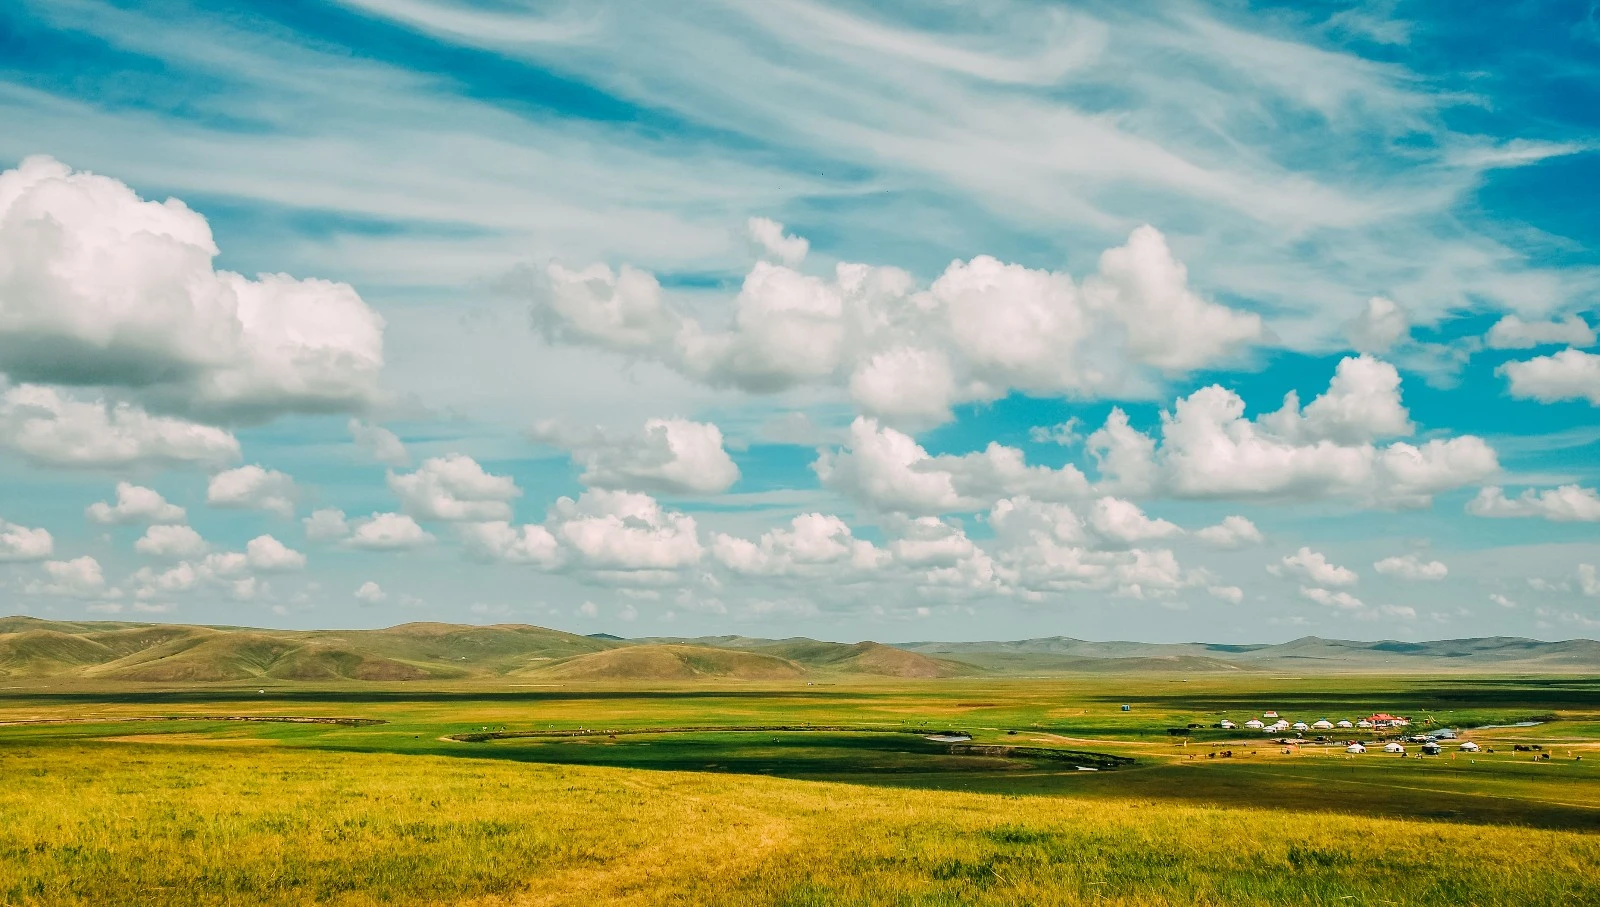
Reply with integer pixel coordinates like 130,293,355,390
346,512,434,550
0,517,52,561
246,534,306,571
0,385,239,468
389,454,520,522
1195,515,1263,548
1273,547,1358,587
1373,553,1448,581
134,524,208,559
1467,485,1600,522
0,156,386,423
86,483,186,525
1485,315,1595,350
208,465,297,516
532,418,739,495
1499,349,1600,405
349,419,408,466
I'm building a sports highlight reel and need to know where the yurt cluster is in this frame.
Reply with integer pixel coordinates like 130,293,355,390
1216,711,1477,756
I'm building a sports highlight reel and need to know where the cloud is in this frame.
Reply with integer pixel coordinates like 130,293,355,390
1261,355,1413,445
349,419,408,466
0,384,239,468
1081,225,1264,371
1086,407,1158,494
1273,547,1358,586
459,520,562,566
0,518,53,561
1499,349,1600,405
389,454,521,522
354,581,387,604
1374,553,1448,581
1343,297,1410,353
747,217,808,266
1485,315,1595,350
1208,584,1245,604
1467,485,1600,522
1490,592,1518,609
1580,564,1599,598
26,556,119,599
134,524,208,559
86,483,186,525
130,562,199,599
302,508,352,541
1087,496,1182,545
814,417,1088,514
550,489,702,572
1098,357,1496,506
346,512,435,550
1029,419,1082,447
711,512,883,577
530,225,1260,424
0,156,386,423
1300,586,1364,610
531,418,739,495
207,465,297,516
1195,515,1263,548
245,534,306,571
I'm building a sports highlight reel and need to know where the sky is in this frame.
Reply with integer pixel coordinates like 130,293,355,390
1,0,1598,643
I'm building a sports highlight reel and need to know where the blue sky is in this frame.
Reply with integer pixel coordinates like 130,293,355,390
0,0,1597,642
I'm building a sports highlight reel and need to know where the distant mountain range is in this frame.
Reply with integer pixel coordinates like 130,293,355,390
1,615,1594,683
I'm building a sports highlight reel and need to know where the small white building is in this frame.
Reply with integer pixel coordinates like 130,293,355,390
1244,719,1265,729
1219,720,1237,729
1292,722,1310,731
1312,719,1334,730
1271,720,1291,732
1459,741,1480,752
1336,720,1353,729
1383,742,1405,754
1422,742,1442,755
1357,719,1374,729
1347,743,1366,754
1263,711,1280,719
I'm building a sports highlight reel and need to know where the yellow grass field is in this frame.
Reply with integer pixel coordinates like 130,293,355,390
2,672,1598,905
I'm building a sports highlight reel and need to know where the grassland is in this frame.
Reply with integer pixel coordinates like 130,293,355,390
1,670,1597,905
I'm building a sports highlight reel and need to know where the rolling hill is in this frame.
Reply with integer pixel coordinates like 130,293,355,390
1,616,1595,682
518,644,808,682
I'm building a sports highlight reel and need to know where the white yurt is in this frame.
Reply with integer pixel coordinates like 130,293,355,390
1357,719,1374,729
1245,719,1265,729
1219,720,1236,729
1312,719,1334,730
1336,720,1353,729
1421,742,1442,755
1459,741,1480,752
1384,742,1405,754
1346,743,1366,754
1292,722,1309,731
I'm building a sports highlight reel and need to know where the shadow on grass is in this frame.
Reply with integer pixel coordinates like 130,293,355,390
308,730,1600,833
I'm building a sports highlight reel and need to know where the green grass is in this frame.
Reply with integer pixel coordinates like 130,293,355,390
1,673,1596,905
